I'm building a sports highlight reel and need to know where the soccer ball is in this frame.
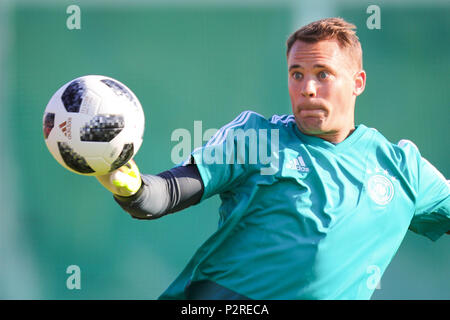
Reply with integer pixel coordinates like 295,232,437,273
43,75,145,176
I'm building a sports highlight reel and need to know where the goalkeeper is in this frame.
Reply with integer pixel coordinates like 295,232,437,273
97,18,450,300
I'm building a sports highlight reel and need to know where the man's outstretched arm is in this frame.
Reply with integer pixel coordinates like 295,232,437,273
97,160,204,220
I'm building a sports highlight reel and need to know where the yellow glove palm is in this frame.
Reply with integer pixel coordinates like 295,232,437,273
96,160,142,197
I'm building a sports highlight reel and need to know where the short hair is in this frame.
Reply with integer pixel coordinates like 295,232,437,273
286,17,363,70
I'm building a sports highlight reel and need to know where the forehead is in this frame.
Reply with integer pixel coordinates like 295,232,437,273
287,39,350,69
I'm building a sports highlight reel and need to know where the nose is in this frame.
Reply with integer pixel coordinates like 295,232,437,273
301,79,317,98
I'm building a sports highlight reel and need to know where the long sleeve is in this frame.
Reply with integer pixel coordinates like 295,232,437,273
113,164,204,220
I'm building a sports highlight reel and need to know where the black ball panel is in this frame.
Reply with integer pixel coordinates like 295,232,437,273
110,143,134,172
43,113,55,139
61,80,86,113
57,142,95,174
80,114,125,142
101,79,135,104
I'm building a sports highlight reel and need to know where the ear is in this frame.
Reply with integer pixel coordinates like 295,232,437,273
353,70,366,96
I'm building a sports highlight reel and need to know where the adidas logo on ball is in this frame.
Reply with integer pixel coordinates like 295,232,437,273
59,118,72,140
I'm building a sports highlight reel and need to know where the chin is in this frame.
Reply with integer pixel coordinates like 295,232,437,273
296,118,327,135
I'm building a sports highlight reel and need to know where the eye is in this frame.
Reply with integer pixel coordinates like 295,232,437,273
292,72,303,80
318,71,330,80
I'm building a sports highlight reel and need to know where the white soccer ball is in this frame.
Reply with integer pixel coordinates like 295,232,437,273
43,75,145,176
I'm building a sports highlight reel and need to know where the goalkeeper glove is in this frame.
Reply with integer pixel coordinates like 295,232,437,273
96,159,142,197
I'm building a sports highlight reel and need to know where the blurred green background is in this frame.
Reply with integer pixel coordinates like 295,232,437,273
0,0,448,299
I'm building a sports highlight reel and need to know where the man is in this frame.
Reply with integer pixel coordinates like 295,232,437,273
97,18,450,299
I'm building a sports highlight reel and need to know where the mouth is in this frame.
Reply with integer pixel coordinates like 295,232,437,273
300,108,326,117
298,104,327,118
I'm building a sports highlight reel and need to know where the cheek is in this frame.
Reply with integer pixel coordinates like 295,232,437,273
328,85,355,121
326,81,351,106
288,82,299,103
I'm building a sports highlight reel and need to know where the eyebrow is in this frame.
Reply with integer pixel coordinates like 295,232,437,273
288,64,329,71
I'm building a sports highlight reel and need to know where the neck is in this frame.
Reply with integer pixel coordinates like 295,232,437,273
315,127,356,144
299,125,356,144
